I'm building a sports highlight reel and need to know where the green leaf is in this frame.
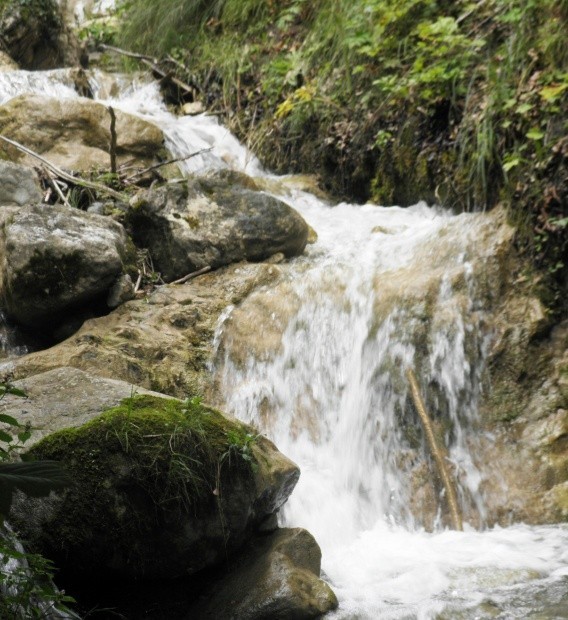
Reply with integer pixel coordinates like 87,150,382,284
0,430,13,443
0,460,70,498
0,414,20,427
516,102,533,115
526,128,544,140
502,157,521,172
17,430,31,444
539,83,568,102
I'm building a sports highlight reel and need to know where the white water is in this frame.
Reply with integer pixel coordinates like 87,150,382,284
0,69,567,618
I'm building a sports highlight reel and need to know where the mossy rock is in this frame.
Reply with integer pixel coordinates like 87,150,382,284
12,395,299,582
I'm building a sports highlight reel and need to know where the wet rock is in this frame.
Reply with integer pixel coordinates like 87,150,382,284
0,161,42,206
188,528,338,620
0,204,135,327
126,174,309,281
10,388,299,581
0,0,78,70
0,94,165,171
5,262,282,397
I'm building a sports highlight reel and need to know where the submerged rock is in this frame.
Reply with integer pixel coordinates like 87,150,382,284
0,93,165,171
189,528,338,619
11,390,299,582
126,174,309,281
0,204,135,327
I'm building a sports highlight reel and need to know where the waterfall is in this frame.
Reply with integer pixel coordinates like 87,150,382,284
0,66,567,618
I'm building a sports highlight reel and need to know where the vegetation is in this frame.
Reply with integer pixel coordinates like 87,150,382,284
117,0,567,314
0,382,75,619
30,394,258,513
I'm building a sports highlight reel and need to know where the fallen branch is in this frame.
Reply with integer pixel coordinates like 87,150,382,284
49,176,72,208
124,147,213,183
171,266,211,285
406,368,463,531
0,135,125,201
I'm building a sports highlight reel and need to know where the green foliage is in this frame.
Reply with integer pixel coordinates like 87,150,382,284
0,383,75,618
0,383,70,522
222,428,259,471
0,533,76,619
30,394,258,513
119,0,567,312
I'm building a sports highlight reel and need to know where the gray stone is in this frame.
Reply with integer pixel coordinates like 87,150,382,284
0,94,165,171
188,528,338,620
0,161,42,206
126,172,309,281
0,367,161,444
106,273,135,309
0,204,135,326
6,368,300,581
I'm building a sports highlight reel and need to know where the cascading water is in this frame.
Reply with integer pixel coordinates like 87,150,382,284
0,65,567,618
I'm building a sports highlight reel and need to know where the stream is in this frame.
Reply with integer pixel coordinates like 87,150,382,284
0,65,567,619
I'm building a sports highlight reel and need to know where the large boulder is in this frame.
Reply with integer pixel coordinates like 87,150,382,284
10,388,300,582
0,0,78,69
0,204,136,327
0,94,165,171
0,161,42,206
189,528,338,619
126,173,309,281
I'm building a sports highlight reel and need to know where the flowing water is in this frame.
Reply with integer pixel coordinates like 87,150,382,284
0,68,567,618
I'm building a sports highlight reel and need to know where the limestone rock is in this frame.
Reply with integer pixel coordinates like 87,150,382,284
0,94,165,171
126,173,309,281
0,161,42,206
0,367,163,444
188,528,338,619
5,262,282,398
11,390,300,581
0,204,135,326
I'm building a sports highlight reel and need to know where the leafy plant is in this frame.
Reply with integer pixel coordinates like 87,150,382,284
0,383,75,618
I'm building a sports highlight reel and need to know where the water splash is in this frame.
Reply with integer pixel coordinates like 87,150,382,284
212,190,568,617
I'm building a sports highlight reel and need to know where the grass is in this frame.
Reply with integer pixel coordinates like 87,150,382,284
115,0,568,314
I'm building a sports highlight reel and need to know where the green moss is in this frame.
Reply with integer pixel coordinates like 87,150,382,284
23,396,253,571
30,395,253,509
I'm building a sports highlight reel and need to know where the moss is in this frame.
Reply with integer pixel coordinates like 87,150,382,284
24,395,257,576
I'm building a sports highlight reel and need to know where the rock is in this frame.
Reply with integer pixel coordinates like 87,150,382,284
10,391,300,581
0,204,135,327
106,274,135,309
126,173,309,281
4,262,282,398
0,94,165,171
182,101,205,115
0,50,18,71
188,528,338,619
0,367,164,444
0,161,42,206
0,0,78,69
